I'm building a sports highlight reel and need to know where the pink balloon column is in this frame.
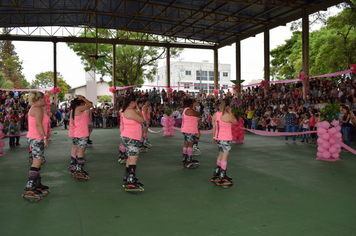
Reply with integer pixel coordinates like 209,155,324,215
162,114,175,136
316,120,341,162
232,117,245,144
0,123,6,155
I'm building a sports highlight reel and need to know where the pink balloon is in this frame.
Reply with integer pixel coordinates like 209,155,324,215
335,132,342,139
0,124,3,129
329,138,336,145
318,128,327,135
336,126,341,132
329,147,337,154
317,138,324,144
331,120,339,127
322,121,330,129
322,133,330,140
318,146,326,153
323,151,331,159
317,152,323,158
322,141,331,149
331,153,339,159
328,127,338,135
0,133,4,139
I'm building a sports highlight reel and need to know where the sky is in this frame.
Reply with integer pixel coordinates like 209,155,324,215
12,6,340,89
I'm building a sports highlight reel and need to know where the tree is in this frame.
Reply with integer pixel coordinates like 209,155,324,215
31,71,71,101
270,2,356,79
98,95,112,103
67,29,183,86
0,28,30,88
0,71,14,89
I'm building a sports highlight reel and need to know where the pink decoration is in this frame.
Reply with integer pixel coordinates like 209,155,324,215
298,71,306,81
260,80,267,89
168,88,173,94
214,89,219,95
49,86,61,94
310,69,352,79
231,117,245,144
162,114,175,137
233,85,238,92
351,64,356,73
316,120,341,162
109,86,116,93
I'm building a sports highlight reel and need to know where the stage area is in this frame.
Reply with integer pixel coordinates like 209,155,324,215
0,128,356,236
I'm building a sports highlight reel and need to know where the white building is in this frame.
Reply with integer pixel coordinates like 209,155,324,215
70,71,113,106
143,60,231,94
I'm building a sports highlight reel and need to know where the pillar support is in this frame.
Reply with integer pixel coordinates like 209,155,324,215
53,41,57,106
214,45,218,90
302,9,310,99
112,44,116,108
166,45,171,104
264,25,270,90
236,36,241,97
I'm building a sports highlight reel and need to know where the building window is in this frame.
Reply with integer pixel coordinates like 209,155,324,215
223,85,228,89
209,71,220,81
196,70,208,81
157,75,160,81
185,70,191,75
223,72,228,77
184,84,190,89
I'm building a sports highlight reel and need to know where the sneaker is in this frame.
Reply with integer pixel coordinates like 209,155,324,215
301,140,304,143
16,143,21,146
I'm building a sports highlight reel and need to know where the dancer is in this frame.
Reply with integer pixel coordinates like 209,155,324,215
71,95,92,181
142,100,152,148
181,99,200,169
68,100,77,172
118,105,128,164
211,99,237,188
120,93,145,193
22,92,50,202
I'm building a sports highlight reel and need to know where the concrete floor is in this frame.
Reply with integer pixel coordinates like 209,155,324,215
0,128,356,236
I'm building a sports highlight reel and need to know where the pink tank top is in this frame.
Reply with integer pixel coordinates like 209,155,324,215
68,111,75,137
142,105,150,119
120,108,142,140
215,112,232,141
74,111,89,138
85,111,91,125
181,107,198,134
27,105,49,140
120,109,124,133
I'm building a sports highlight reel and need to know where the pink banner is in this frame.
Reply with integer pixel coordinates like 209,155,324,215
0,87,54,92
310,69,352,79
331,135,356,155
148,128,164,134
243,128,317,136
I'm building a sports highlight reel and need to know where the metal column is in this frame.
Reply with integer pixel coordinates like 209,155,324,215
264,25,270,89
112,44,116,108
166,45,171,104
53,41,57,106
302,9,310,99
236,37,241,96
214,46,218,90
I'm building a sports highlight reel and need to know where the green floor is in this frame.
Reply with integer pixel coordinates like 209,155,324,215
0,128,356,236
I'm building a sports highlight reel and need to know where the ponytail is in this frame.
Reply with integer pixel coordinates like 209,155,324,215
221,99,230,115
122,93,137,112
71,98,84,120
28,91,44,105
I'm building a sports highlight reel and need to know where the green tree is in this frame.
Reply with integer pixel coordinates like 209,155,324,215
31,71,71,101
0,71,14,89
0,28,30,88
98,95,112,103
67,29,183,86
270,2,356,80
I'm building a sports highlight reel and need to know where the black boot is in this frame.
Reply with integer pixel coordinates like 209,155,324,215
123,168,130,182
24,179,38,192
182,154,187,166
35,177,49,190
213,166,221,177
219,169,232,181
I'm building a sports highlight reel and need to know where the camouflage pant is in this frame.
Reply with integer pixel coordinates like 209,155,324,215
121,136,141,156
216,140,232,153
27,138,44,159
73,137,88,148
182,133,196,143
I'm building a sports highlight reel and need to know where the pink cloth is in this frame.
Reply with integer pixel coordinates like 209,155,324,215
215,112,232,141
120,108,142,141
181,108,198,134
27,105,49,140
74,112,89,138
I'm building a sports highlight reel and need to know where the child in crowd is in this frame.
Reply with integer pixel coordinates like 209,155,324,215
15,120,21,146
262,117,267,131
301,113,310,143
251,114,258,130
8,119,15,148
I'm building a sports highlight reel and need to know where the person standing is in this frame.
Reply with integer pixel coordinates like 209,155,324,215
23,92,49,199
285,107,298,143
212,99,237,185
142,100,152,148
